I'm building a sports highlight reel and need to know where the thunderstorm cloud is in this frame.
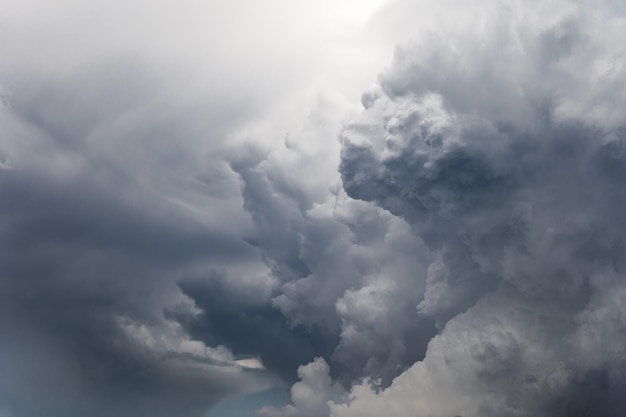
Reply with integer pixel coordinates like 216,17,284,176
2,1,626,417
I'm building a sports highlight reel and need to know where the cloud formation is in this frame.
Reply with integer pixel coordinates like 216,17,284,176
0,1,331,414
0,0,397,415
327,1,626,416
0,76,275,415
4,0,626,416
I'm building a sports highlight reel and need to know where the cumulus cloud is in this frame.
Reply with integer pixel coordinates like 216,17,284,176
0,0,374,414
259,357,347,417
178,94,436,386
328,1,626,416
5,0,626,416
0,0,405,415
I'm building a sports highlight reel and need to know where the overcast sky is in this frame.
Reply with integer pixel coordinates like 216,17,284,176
3,1,626,416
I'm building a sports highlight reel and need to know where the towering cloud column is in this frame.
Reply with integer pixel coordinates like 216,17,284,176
328,1,626,416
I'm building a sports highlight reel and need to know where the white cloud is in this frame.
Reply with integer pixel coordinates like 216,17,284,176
260,357,347,417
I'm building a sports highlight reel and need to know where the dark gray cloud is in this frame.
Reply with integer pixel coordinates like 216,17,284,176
323,2,626,417
0,1,402,415
6,0,626,416
0,94,274,415
0,13,278,415
176,104,437,386
175,271,339,384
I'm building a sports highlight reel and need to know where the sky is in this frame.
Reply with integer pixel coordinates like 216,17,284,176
2,0,626,416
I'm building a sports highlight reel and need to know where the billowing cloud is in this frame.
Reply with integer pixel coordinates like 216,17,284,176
0,83,276,415
4,0,626,416
0,0,399,415
327,1,626,416
177,94,436,386
259,357,347,417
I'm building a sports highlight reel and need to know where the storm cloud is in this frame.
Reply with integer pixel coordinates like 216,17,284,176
0,0,396,415
4,0,626,416
0,58,274,416
327,1,626,416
